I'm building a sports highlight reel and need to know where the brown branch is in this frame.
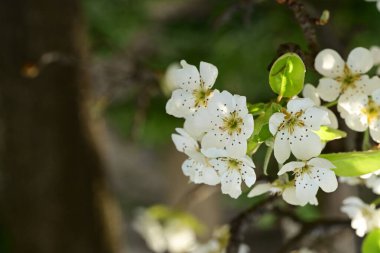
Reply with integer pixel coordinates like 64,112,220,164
275,213,350,253
276,0,327,68
226,196,277,253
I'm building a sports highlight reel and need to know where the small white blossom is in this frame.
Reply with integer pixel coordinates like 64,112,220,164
278,158,338,206
338,88,380,142
166,60,218,119
209,156,256,198
200,90,254,158
302,83,339,129
341,197,380,237
314,47,377,106
172,128,220,185
341,170,380,195
161,63,181,96
248,179,302,206
365,0,380,12
269,98,329,164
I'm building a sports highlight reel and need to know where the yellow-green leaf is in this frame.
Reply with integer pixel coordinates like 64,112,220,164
314,126,347,142
362,229,380,253
320,151,380,177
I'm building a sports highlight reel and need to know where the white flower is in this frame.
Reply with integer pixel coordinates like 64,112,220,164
166,60,218,118
338,88,380,142
161,63,181,96
315,48,377,105
247,179,302,206
365,0,380,12
302,83,339,129
269,98,329,164
370,46,380,76
341,197,380,237
172,128,220,185
278,158,338,206
209,156,256,198
164,220,198,253
200,90,254,158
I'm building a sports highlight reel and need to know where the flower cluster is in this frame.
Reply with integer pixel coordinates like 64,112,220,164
167,60,256,198
314,47,380,143
341,197,380,237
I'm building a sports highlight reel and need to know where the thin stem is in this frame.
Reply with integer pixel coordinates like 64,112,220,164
323,100,338,108
362,129,371,151
263,144,274,175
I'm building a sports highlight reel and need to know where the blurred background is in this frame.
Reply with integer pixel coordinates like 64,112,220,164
0,0,380,252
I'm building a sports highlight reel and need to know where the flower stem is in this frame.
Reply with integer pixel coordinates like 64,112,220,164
323,100,338,108
362,129,371,151
263,144,274,175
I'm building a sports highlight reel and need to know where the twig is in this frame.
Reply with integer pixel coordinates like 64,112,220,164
276,218,350,253
276,0,327,68
226,196,277,253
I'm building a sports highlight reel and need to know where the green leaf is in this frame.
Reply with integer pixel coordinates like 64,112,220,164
247,103,266,116
362,229,380,253
269,53,305,98
314,126,347,142
320,151,380,177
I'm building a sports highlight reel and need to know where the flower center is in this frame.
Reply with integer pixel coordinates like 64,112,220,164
335,65,361,92
220,111,244,135
362,98,380,123
278,109,305,134
192,87,212,107
227,158,242,170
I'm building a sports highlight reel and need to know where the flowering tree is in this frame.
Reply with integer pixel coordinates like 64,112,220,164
134,1,380,253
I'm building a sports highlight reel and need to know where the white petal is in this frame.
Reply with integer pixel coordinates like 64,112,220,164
326,108,339,129
295,173,319,205
278,161,305,175
269,112,285,135
287,98,315,114
234,95,249,115
363,76,380,95
208,90,234,114
347,47,373,74
302,84,321,106
166,89,195,118
282,186,303,206
199,61,218,89
303,106,329,130
174,60,200,89
310,167,338,193
221,169,242,198
316,78,341,102
208,158,228,175
171,128,198,154
344,113,368,132
200,167,220,186
308,157,336,169
372,88,380,105
370,46,380,65
378,1,380,12
342,196,364,207
201,131,247,159
274,130,291,164
242,114,254,138
162,63,181,96
315,49,345,78
248,183,272,197
289,128,322,160
240,161,256,187
182,159,197,181
369,120,380,143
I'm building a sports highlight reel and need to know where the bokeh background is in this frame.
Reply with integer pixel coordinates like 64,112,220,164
1,0,380,252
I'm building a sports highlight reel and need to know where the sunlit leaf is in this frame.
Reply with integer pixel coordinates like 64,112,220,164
362,229,380,253
269,53,305,98
320,151,380,177
314,126,347,142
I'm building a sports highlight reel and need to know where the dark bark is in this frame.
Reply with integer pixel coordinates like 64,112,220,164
0,0,119,252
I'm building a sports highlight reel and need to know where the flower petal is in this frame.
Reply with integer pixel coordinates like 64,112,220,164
347,47,373,74
310,167,338,193
295,173,319,205
199,61,218,89
372,88,380,105
315,49,345,78
174,60,200,89
369,119,380,143
248,183,272,197
282,186,303,206
221,169,242,198
287,98,315,114
308,157,336,169
274,130,291,164
289,128,322,160
269,112,285,135
199,167,220,186
278,161,305,175
316,78,341,102
240,160,256,187
166,89,195,118
302,84,321,106
172,128,198,154
303,106,330,130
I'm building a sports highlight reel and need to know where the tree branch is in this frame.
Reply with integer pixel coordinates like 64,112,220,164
226,196,277,253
